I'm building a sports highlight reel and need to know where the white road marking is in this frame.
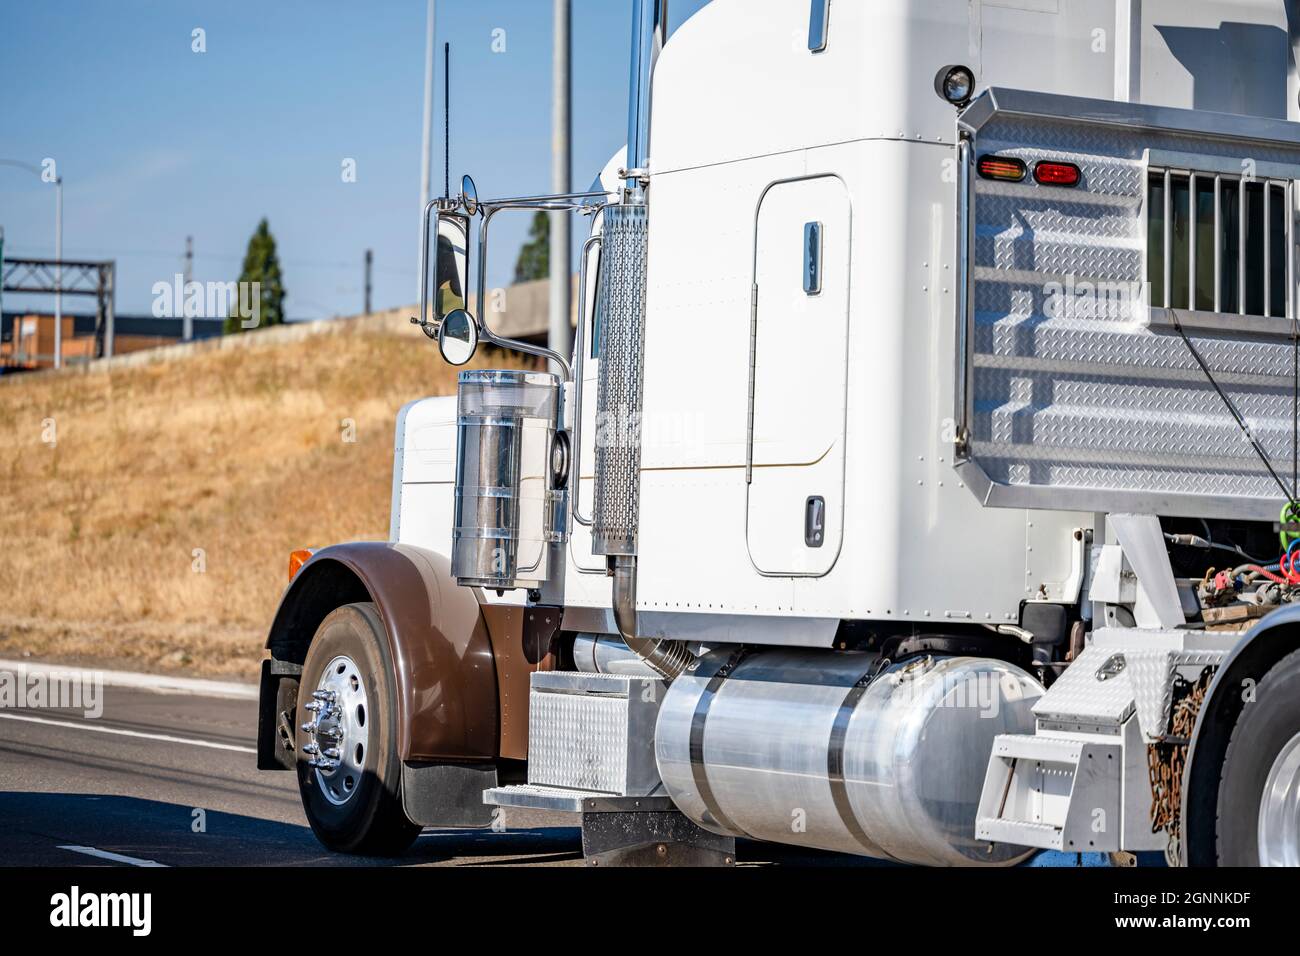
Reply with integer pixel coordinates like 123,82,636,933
0,658,257,700
57,845,168,867
0,712,257,754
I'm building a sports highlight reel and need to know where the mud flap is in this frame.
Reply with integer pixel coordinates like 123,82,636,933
257,659,301,771
401,761,499,828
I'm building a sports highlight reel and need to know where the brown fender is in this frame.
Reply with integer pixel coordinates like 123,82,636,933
262,542,499,763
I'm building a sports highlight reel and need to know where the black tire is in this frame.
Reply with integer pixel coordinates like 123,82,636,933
1215,647,1300,865
295,602,421,855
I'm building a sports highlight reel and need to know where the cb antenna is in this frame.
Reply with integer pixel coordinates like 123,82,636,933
444,41,451,200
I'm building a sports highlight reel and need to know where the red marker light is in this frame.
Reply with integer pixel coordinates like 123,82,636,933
977,156,1027,182
1033,161,1081,186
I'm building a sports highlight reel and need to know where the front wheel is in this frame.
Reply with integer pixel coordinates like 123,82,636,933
1215,647,1300,866
295,602,421,855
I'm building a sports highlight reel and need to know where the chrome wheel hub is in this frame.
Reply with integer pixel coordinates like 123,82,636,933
302,655,370,807
1258,731,1300,866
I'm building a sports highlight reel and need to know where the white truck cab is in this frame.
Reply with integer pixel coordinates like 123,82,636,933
262,0,1300,867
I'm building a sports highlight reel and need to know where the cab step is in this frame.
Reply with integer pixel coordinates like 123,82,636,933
976,733,1123,853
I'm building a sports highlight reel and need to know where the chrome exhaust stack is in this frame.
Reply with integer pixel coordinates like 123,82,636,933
592,0,693,680
623,0,667,199
611,554,695,679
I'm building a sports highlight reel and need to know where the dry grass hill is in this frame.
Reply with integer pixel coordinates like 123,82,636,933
0,311,528,680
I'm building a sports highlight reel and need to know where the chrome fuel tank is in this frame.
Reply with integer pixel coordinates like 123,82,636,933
655,649,1043,866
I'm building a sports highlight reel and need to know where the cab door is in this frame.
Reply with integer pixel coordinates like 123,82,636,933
746,175,851,576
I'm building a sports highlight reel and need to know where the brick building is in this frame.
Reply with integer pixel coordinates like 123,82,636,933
0,312,224,372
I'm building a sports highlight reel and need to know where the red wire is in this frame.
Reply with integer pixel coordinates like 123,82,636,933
1248,564,1289,585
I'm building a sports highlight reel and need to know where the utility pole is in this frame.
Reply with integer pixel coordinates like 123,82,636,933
419,0,437,298
105,261,115,359
549,0,573,371
0,160,63,365
183,235,194,341
364,249,373,315
53,176,62,368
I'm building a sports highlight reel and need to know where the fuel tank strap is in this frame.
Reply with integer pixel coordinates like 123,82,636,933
688,647,751,838
827,660,890,855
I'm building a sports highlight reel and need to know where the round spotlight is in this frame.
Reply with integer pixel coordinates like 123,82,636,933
935,64,976,107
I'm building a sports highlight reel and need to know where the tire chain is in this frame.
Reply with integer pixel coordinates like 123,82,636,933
1147,667,1216,857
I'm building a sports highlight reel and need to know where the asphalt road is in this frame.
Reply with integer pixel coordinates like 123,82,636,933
0,682,874,867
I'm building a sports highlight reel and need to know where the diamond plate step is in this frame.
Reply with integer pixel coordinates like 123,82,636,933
483,784,675,814
976,733,1122,853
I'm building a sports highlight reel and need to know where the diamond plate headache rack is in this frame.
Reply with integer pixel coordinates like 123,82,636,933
953,88,1300,521
960,88,1300,148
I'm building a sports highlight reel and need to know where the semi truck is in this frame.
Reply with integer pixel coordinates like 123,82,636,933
257,0,1300,866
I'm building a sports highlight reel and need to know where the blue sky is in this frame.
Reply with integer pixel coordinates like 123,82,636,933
0,0,710,319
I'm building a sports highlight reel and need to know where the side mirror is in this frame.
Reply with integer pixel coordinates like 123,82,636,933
434,214,470,321
461,174,479,217
438,308,479,366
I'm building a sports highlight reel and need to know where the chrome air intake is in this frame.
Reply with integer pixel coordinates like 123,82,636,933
451,369,560,590
591,203,650,557
655,649,1044,866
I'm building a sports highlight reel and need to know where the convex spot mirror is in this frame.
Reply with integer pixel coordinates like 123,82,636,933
461,174,479,216
438,308,479,366
434,214,469,321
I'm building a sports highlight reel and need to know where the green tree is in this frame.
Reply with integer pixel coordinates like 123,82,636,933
513,211,550,283
225,218,286,333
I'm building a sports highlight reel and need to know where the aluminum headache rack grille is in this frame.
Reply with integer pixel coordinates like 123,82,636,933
1146,167,1293,320
955,89,1300,521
